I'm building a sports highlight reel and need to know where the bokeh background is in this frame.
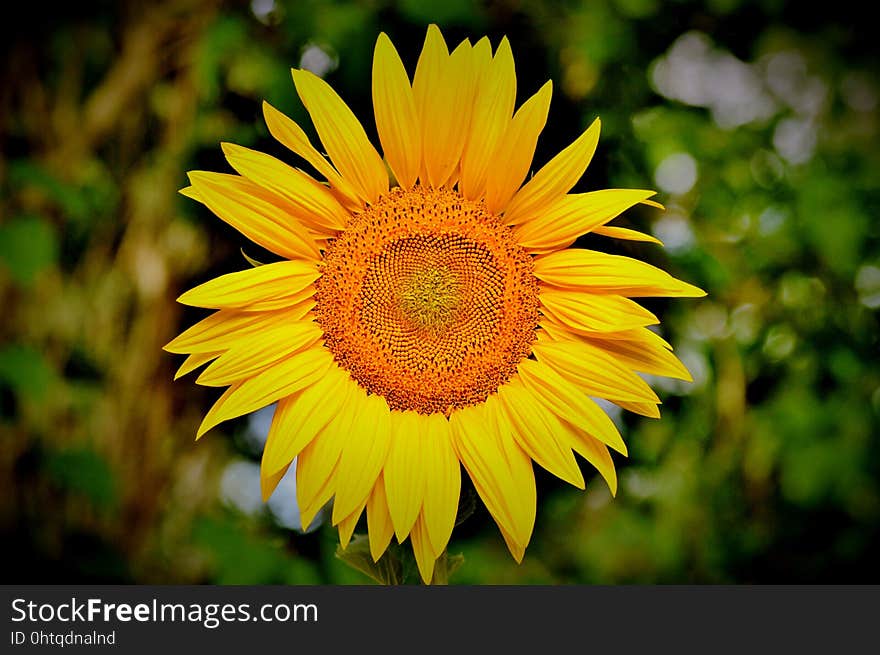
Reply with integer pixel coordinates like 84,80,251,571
2,0,878,584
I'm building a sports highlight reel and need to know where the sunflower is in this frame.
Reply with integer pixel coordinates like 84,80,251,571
166,25,704,583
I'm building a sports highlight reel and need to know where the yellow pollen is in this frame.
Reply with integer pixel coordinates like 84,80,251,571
314,185,539,415
398,263,461,332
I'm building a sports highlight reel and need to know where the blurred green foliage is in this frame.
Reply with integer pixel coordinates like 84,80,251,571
0,215,59,287
1,0,877,584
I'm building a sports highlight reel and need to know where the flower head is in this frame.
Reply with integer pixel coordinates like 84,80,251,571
167,25,704,583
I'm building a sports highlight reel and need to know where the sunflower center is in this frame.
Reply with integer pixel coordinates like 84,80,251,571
397,260,461,332
314,185,539,415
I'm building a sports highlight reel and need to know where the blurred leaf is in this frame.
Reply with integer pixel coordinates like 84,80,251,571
195,16,248,103
192,515,321,584
44,448,118,511
8,161,90,220
397,0,486,27
0,215,58,286
613,0,660,19
0,344,56,403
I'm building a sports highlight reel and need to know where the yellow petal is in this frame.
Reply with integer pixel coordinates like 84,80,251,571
486,394,537,551
219,144,349,233
179,185,200,201
196,321,322,387
513,189,656,254
261,363,349,477
176,261,318,310
260,461,290,502
585,328,693,381
496,379,585,489
409,512,437,584
163,303,313,354
421,39,477,188
504,117,601,225
367,475,395,561
412,24,449,185
372,33,421,189
517,358,627,455
613,399,661,418
337,500,366,549
470,37,493,89
295,384,359,525
499,524,527,563
485,80,553,214
531,336,661,403
174,351,219,380
187,171,323,259
534,249,706,297
540,288,659,333
196,347,333,438
384,410,425,540
297,463,336,531
460,37,516,200
450,399,535,547
331,391,392,523
262,101,363,211
421,412,461,555
592,224,664,245
556,418,618,496
292,69,388,204
298,469,336,531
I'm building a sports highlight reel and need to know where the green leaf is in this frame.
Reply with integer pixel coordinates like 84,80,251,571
335,535,405,585
0,215,58,286
336,535,465,585
0,344,56,402
44,448,118,511
430,551,465,585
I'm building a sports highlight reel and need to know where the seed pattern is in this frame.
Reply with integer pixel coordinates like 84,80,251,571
315,185,539,414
